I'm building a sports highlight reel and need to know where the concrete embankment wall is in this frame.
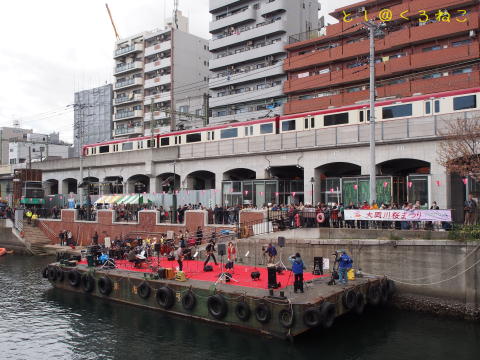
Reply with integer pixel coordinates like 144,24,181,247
0,219,29,253
236,230,479,310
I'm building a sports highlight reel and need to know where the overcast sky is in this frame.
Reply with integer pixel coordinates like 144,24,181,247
0,0,357,143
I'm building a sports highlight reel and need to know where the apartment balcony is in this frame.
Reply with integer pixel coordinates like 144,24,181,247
409,15,479,44
113,43,144,58
144,92,171,105
113,110,144,121
144,110,170,121
210,41,286,70
209,19,287,51
210,0,246,13
209,105,283,125
115,77,144,90
210,84,283,108
144,41,171,57
113,126,144,137
260,0,287,17
209,6,256,32
411,43,479,69
209,63,284,89
144,58,171,73
409,0,473,13
144,75,171,89
284,71,480,115
284,45,342,72
114,94,144,105
114,61,144,75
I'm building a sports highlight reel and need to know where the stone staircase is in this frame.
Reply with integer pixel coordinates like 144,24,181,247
23,224,53,256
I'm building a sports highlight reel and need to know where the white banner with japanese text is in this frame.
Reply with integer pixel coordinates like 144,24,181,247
344,209,452,222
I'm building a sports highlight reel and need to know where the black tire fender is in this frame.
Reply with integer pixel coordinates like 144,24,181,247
367,284,381,305
279,309,295,328
81,273,95,293
181,291,196,311
342,289,357,310
303,307,322,328
55,267,64,282
320,302,336,329
254,303,271,324
156,286,175,309
47,266,57,282
207,294,228,320
138,281,151,299
235,301,251,321
68,271,81,287
354,293,366,315
98,276,113,296
42,266,49,279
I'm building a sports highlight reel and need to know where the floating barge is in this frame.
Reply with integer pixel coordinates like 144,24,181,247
43,258,394,340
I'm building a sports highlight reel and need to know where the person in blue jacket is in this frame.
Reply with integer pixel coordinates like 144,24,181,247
289,252,306,293
337,250,353,285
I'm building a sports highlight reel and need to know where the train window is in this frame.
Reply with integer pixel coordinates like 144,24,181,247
282,120,296,131
304,118,309,129
137,142,144,149
208,131,215,140
425,102,431,114
244,127,249,136
160,137,170,146
212,131,215,140
220,128,238,139
382,104,412,119
99,145,109,153
260,123,273,134
324,112,349,126
434,100,440,113
453,95,476,111
122,142,133,151
311,117,315,128
186,133,202,143
147,140,156,148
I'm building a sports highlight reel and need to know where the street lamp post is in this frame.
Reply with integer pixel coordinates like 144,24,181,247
310,177,315,205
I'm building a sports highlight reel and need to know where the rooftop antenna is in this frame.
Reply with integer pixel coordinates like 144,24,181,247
174,0,179,29
13,119,20,128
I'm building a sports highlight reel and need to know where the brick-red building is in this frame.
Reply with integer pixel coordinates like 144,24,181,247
283,0,479,115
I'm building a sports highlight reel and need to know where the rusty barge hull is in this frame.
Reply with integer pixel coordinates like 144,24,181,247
45,263,392,340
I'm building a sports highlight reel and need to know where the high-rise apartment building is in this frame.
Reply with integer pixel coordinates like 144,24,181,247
0,127,33,165
73,84,113,156
113,11,210,138
208,0,321,125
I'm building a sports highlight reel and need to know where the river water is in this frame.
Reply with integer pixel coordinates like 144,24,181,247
0,255,478,360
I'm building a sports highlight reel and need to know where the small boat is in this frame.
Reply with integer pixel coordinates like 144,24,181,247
0,248,6,256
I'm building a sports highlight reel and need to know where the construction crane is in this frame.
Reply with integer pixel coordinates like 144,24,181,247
105,3,120,40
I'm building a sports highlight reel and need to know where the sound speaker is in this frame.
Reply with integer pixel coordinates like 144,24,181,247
204,265,213,272
251,271,260,280
218,243,226,256
313,256,323,275
268,266,279,289
278,236,286,248
158,268,166,279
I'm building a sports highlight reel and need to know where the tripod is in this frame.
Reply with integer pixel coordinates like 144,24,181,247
275,246,288,272
215,254,238,285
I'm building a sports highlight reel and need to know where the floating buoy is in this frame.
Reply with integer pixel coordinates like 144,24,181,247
316,212,325,223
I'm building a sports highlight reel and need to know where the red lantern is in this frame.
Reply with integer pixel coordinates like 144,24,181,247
244,190,249,195
330,188,334,193
436,181,440,187
275,192,279,197
462,178,468,185
383,182,388,188
408,182,413,188
353,184,358,190
292,192,296,197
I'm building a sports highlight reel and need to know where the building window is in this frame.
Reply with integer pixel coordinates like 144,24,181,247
434,100,440,113
422,73,442,79
324,112,349,126
452,67,472,75
220,128,238,139
453,95,477,111
260,123,273,134
281,120,296,131
382,104,413,119
179,105,189,113
425,102,431,114
422,45,442,52
452,39,472,47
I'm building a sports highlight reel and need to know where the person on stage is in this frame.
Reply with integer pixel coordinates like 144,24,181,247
289,253,306,293
174,246,184,271
337,250,353,285
264,243,277,264
204,239,218,268
227,241,236,271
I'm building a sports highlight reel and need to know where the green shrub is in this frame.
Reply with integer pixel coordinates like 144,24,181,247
448,224,480,241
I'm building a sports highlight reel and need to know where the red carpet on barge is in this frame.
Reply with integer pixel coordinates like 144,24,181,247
79,258,327,290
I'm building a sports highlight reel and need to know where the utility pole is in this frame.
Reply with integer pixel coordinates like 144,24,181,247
364,21,384,205
203,92,209,127
172,161,177,223
28,145,32,169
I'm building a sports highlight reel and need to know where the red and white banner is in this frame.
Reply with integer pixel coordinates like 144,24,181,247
344,209,452,222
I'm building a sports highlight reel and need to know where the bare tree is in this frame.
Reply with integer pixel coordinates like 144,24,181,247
438,116,480,181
